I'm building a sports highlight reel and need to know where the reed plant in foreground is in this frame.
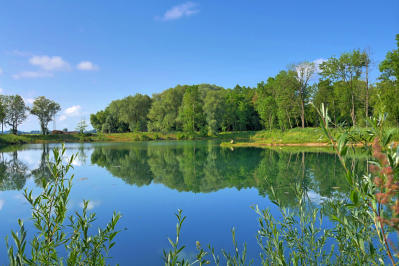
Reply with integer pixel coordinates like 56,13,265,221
6,145,121,265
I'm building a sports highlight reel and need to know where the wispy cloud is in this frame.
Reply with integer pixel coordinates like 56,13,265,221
12,71,53,80
23,97,35,105
158,2,199,21
313,58,327,73
8,49,32,57
59,105,82,121
77,61,99,71
29,55,70,71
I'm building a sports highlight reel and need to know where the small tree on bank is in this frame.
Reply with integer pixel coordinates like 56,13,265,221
30,96,61,135
76,120,88,134
5,95,28,134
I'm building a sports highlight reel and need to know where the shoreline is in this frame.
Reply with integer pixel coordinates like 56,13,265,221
1,128,398,148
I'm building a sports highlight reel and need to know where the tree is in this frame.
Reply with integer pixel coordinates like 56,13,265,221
362,49,372,119
178,85,205,133
371,35,399,125
118,94,152,132
313,79,337,124
293,62,315,128
319,50,366,126
274,71,300,130
30,96,61,135
255,80,277,130
147,85,189,132
5,95,28,134
76,120,88,134
203,90,226,135
0,96,7,133
379,34,399,82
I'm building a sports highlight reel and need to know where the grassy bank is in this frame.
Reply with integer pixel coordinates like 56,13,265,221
2,127,398,147
0,131,255,146
221,127,399,148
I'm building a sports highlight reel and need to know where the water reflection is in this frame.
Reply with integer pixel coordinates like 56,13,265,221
0,142,367,207
0,151,30,191
89,142,365,206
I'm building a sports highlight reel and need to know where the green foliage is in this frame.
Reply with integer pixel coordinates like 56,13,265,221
119,94,152,132
6,145,121,265
319,50,369,126
0,95,7,133
4,95,28,134
178,85,205,133
148,85,187,132
30,96,61,135
76,120,88,134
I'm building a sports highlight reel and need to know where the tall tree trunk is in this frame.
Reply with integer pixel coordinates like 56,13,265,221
300,97,305,128
285,109,292,129
365,61,369,119
351,92,356,126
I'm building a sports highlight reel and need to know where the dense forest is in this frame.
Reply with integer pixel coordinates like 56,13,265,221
91,35,399,135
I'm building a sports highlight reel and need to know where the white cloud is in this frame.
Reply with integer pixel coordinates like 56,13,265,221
65,105,81,115
313,58,327,73
80,200,100,210
159,2,199,21
9,50,32,57
59,105,82,121
12,71,53,80
77,61,99,71
29,55,70,71
23,97,35,105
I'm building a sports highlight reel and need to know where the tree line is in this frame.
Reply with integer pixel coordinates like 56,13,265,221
91,35,399,134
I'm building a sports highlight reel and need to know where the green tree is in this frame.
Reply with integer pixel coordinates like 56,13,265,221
203,90,226,135
0,95,7,133
319,50,366,126
379,34,399,82
178,85,205,133
313,79,338,124
30,96,61,135
5,95,28,134
274,71,300,130
255,79,277,130
76,120,88,134
90,110,108,132
371,34,399,125
148,85,187,132
119,94,152,132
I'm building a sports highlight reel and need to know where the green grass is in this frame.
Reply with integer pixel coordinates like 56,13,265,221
221,127,399,147
1,127,398,147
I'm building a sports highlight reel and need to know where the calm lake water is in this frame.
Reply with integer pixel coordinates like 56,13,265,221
0,141,355,265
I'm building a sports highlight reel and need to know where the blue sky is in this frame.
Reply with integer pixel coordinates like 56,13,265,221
0,0,398,131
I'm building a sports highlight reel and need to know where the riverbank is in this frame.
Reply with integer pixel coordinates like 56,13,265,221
221,127,399,148
2,127,399,147
0,131,255,146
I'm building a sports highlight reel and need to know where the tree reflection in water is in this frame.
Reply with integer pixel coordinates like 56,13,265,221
90,142,367,207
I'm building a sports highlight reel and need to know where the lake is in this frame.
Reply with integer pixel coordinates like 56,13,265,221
0,141,355,265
